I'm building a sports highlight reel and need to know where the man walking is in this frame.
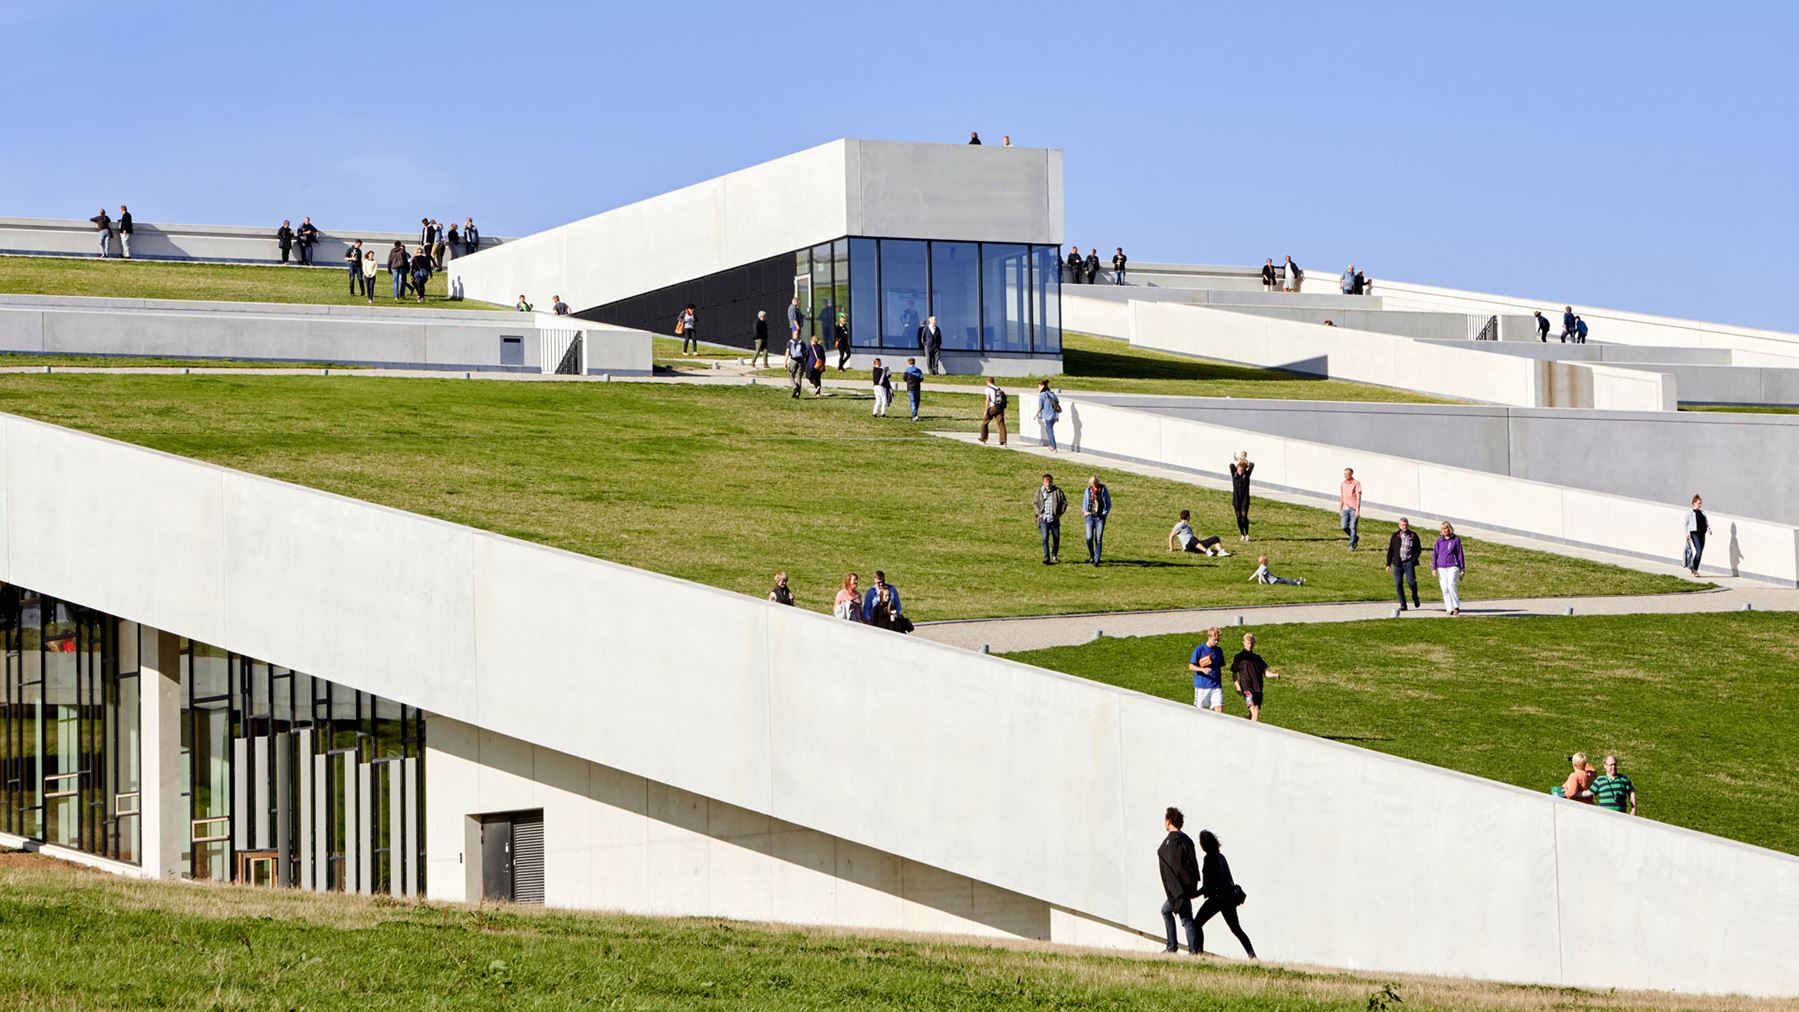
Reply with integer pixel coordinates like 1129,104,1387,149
1560,306,1576,343
1574,315,1589,344
1033,473,1066,565
751,310,771,368
345,238,366,296
1188,627,1225,712
1157,807,1201,954
1593,754,1637,815
902,358,924,420
860,571,902,623
117,205,133,258
979,376,1008,445
1112,247,1128,285
1082,475,1112,566
785,331,806,399
89,208,113,257
917,315,944,375
1535,310,1550,342
1339,467,1362,551
387,241,410,299
430,223,448,270
1386,517,1423,611
787,296,804,344
1229,633,1280,722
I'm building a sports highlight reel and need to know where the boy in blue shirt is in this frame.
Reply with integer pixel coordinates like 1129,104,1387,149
902,358,925,420
1188,627,1225,712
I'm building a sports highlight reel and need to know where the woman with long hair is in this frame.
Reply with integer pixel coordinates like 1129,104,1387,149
1194,830,1256,959
832,573,861,622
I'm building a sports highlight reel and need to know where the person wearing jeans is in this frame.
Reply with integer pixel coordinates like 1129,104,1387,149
1339,467,1362,551
1034,380,1060,451
1033,473,1066,565
1386,517,1423,611
1432,521,1466,616
1082,475,1111,566
1157,807,1201,954
902,358,924,420
89,209,112,257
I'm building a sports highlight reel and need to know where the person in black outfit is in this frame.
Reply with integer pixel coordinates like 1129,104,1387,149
1066,247,1083,284
1084,248,1101,285
1684,494,1709,577
1535,311,1551,342
968,131,982,145
1194,830,1256,958
1351,267,1367,294
462,218,480,256
1156,807,1201,954
1385,517,1424,610
1111,247,1127,285
296,217,319,265
117,205,134,258
752,311,771,368
1230,451,1254,541
275,220,294,263
917,315,944,375
768,572,795,606
1260,258,1277,291
834,313,851,371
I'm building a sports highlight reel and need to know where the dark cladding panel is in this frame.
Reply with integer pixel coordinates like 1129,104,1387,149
578,249,804,352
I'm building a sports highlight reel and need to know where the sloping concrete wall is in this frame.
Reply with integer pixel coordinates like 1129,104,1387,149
0,410,1793,995
0,216,508,265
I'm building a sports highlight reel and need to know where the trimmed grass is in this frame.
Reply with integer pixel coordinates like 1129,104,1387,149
0,858,1772,1010
0,375,1690,621
759,332,1454,403
652,336,747,361
0,353,363,370
1682,403,1799,415
1007,612,1799,855
0,253,498,310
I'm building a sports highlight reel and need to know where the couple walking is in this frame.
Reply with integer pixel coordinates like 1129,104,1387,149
1157,807,1256,958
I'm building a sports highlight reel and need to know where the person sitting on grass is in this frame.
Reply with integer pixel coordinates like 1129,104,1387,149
1168,510,1231,557
1246,554,1304,586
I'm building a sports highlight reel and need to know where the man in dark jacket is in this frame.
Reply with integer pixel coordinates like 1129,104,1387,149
752,310,771,368
1535,311,1550,342
89,208,113,257
275,220,294,263
1111,247,1127,285
296,217,319,265
1157,807,1201,954
1385,517,1424,611
462,218,480,256
916,315,943,375
1033,472,1067,564
1084,248,1101,285
117,205,134,258
1065,247,1083,284
1560,306,1576,344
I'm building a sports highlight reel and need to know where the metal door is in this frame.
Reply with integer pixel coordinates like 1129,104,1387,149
480,817,513,902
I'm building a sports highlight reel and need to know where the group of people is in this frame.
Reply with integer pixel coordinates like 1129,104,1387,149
1030,473,1113,565
86,206,134,257
272,216,479,270
1532,307,1591,343
777,570,913,633
419,217,481,267
1338,264,1370,295
1554,752,1639,814
1188,627,1281,721
514,294,571,315
1063,246,1128,285
1157,807,1256,958
966,131,1013,146
1341,468,1469,613
1253,256,1370,295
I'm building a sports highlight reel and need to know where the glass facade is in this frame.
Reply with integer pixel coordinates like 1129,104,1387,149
583,236,1063,355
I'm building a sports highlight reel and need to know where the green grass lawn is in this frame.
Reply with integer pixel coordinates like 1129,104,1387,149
652,336,747,361
758,332,1454,403
1681,403,1799,415
0,858,1761,1011
1007,612,1799,855
0,253,498,310
0,353,363,369
0,375,1690,621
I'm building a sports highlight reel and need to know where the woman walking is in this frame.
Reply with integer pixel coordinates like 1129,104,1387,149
677,304,698,355
806,334,827,396
834,313,852,371
1229,451,1254,541
1193,830,1256,959
870,358,893,417
1683,494,1709,577
1432,521,1466,615
832,573,861,622
1034,380,1061,451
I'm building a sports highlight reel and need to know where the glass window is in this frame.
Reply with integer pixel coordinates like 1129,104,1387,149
1034,246,1063,353
832,240,851,345
930,242,980,351
810,243,833,342
849,239,879,348
791,250,811,337
981,244,1032,353
879,240,928,350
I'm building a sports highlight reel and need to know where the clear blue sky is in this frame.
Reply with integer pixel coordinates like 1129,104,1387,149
4,2,1794,329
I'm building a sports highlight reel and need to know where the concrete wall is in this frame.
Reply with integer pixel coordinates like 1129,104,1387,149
1214,305,1529,343
0,216,508,266
1063,396,1799,585
450,139,1063,313
0,409,1794,995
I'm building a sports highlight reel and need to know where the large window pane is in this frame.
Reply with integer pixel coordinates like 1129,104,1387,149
930,242,980,351
1034,246,1063,353
810,243,833,343
831,240,851,345
981,244,1032,353
879,240,928,350
849,239,879,348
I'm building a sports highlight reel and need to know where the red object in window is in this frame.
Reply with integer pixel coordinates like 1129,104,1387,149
55,640,76,653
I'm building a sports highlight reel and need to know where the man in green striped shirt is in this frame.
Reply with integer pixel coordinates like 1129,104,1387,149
1592,754,1637,815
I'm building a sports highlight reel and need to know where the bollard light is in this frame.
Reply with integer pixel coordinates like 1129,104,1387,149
1092,629,1104,642
1565,606,1575,616
1235,615,1245,626
1391,607,1401,618
979,644,991,654
1744,602,1754,612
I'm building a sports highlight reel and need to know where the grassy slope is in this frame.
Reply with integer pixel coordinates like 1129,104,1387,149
1681,404,1799,415
0,859,1768,1011
0,253,496,310
0,353,364,369
0,375,1689,621
1007,612,1799,854
760,332,1455,403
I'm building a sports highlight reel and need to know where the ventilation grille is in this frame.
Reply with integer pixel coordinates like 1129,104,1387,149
511,813,544,904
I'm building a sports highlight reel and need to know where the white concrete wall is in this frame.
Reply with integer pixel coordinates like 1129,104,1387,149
0,216,508,265
450,139,1063,313
1212,305,1526,343
1064,397,1799,585
0,409,1794,995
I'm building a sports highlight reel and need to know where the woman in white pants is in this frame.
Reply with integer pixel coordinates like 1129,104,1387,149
1431,521,1466,616
870,358,892,417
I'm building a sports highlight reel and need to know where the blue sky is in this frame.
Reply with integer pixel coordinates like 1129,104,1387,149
3,1,1794,329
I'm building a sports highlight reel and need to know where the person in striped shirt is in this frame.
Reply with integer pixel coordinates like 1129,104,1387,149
1592,754,1637,815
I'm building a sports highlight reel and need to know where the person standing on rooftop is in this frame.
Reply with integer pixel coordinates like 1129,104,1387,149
429,222,447,270
1352,266,1367,294
1260,258,1277,291
1112,247,1128,285
1066,246,1084,284
117,205,133,258
1341,264,1356,295
968,131,982,144
752,310,771,368
89,207,113,257
1560,306,1576,343
445,222,461,265
275,219,293,263
551,295,569,316
296,217,319,265
1535,310,1550,342
1574,315,1589,343
1084,248,1101,285
462,217,480,256
1283,255,1302,292
1002,134,1012,146
1339,467,1362,551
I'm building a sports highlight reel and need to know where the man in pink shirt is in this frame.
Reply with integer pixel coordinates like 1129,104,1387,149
1339,467,1362,551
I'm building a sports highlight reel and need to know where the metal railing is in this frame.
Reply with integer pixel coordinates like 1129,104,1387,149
538,328,585,375
1472,314,1500,341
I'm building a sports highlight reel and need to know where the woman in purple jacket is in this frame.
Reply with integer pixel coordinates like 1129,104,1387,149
1431,521,1467,616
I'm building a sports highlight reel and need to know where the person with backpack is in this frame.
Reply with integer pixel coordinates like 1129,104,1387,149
676,304,698,355
1034,380,1061,451
1194,830,1256,959
902,358,924,420
870,358,893,417
979,377,1009,445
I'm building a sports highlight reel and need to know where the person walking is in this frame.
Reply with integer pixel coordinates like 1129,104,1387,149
429,223,447,270
1341,264,1356,295
832,573,862,622
1431,521,1466,615
360,250,378,304
1339,467,1362,551
1229,633,1280,722
768,571,795,606
867,585,905,631
387,242,410,299
1385,517,1424,611
787,296,804,344
917,315,944,375
420,217,436,252
752,310,771,368
1033,473,1066,565
89,208,113,257
860,571,903,624
1260,258,1277,292
1157,807,1201,955
1194,830,1256,959
902,358,924,420
409,245,433,303
1560,753,1598,804
1593,754,1637,815
1248,554,1304,586
979,377,1009,445
345,238,366,296
785,331,806,399
1082,475,1111,566
1034,380,1061,451
1560,306,1576,343
275,219,294,264
296,217,319,265
462,217,480,256
1574,315,1589,344
870,358,893,417
1282,255,1302,293
1188,627,1226,712
1111,247,1128,285
1683,494,1709,577
677,304,698,355
805,334,827,395
1230,451,1254,541
834,313,851,371
1535,311,1550,342
117,205,133,258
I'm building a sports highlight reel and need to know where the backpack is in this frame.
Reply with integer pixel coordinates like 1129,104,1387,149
991,387,1008,411
1045,390,1061,413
